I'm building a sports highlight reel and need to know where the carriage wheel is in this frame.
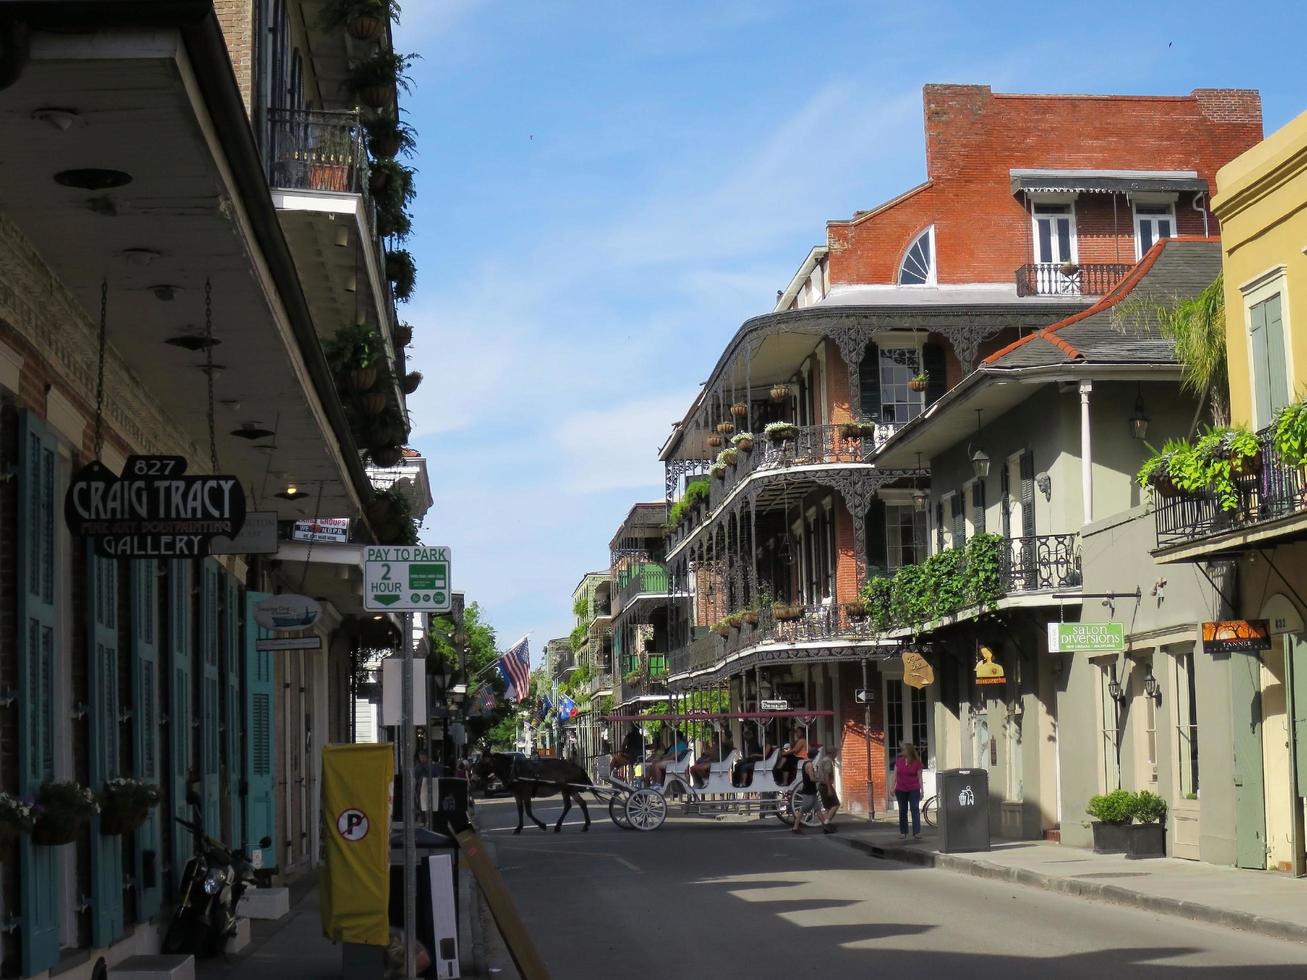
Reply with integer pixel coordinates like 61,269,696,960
625,788,667,831
788,785,823,828
772,792,793,826
609,794,632,830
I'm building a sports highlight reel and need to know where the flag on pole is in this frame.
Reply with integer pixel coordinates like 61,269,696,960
471,685,497,716
557,694,578,720
497,636,531,702
538,695,551,720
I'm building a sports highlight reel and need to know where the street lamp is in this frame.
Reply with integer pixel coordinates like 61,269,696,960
1142,668,1161,704
968,410,990,479
1130,386,1150,441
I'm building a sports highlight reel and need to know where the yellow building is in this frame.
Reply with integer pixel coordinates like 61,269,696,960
1152,110,1307,875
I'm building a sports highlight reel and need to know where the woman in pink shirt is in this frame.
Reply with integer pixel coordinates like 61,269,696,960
892,742,924,839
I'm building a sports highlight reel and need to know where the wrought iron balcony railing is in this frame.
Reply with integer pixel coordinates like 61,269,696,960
617,562,669,609
1015,263,1133,297
1154,426,1307,548
267,108,369,197
999,534,1082,592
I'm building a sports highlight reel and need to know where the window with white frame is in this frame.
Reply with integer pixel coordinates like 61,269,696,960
1098,661,1121,791
1244,273,1291,429
1032,203,1077,266
898,227,935,285
1134,203,1175,258
877,347,924,424
1173,648,1200,797
885,504,927,570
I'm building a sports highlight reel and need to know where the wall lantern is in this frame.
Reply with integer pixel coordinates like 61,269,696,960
1130,386,1150,441
1142,669,1161,704
912,489,929,512
1107,677,1125,702
968,410,989,479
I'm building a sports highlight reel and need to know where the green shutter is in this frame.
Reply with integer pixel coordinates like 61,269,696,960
1250,299,1272,427
244,592,277,870
224,574,243,848
130,560,163,919
951,492,966,548
922,342,947,406
200,560,221,835
87,548,125,946
169,559,194,889
1231,651,1267,868
17,411,59,975
1019,451,1037,538
972,480,986,535
866,497,887,572
1263,295,1290,417
1289,635,1307,792
859,342,881,421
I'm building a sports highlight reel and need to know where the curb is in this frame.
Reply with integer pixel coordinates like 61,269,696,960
835,835,1307,945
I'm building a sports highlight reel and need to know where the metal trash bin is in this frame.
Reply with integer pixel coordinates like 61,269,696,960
936,768,990,853
389,827,461,977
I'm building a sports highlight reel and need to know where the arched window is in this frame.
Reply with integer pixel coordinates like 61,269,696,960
898,227,935,285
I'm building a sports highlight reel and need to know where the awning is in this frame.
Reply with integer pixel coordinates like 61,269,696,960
1010,169,1207,196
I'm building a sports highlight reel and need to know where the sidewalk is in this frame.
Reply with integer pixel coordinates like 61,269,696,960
825,817,1307,944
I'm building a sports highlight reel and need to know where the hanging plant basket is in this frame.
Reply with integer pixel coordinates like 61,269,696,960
371,445,404,468
732,434,754,452
362,392,388,415
1231,450,1263,478
706,433,723,448
719,448,739,467
357,84,393,109
742,610,759,627
843,601,869,622
32,813,85,847
401,371,423,395
772,602,804,622
394,324,413,348
345,367,378,393
839,421,877,440
100,805,151,837
730,402,749,419
765,422,799,443
716,421,735,435
709,463,727,481
368,167,391,196
714,623,731,638
908,374,929,393
346,13,387,40
770,384,790,402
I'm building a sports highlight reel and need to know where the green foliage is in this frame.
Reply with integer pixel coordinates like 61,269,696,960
1274,399,1307,467
708,462,727,479
1086,789,1134,824
572,595,589,620
637,690,728,742
345,50,419,98
363,112,418,159
325,322,385,371
385,248,416,299
568,623,589,653
764,421,798,441
1131,790,1168,824
1137,427,1266,512
667,479,711,528
318,0,401,30
859,533,1004,632
366,483,419,545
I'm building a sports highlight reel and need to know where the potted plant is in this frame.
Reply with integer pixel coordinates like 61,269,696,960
401,370,423,394
325,323,385,392
732,431,754,452
713,619,731,638
1225,425,1262,478
718,447,739,468
907,372,929,393
370,445,404,468
706,433,723,449
307,125,354,192
344,51,417,110
33,781,99,846
394,322,413,348
0,792,36,847
843,599,868,621
772,601,804,622
769,383,790,402
741,606,760,627
838,420,877,440
716,420,735,435
360,391,387,415
318,0,399,40
1085,789,1134,853
98,778,161,836
726,612,745,631
709,462,727,481
730,402,748,419
765,421,799,443
1126,790,1167,859
1060,260,1080,276
363,112,417,160
385,248,416,300
1274,398,1307,467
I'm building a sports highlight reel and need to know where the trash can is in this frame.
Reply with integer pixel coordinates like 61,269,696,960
389,827,461,977
936,767,990,853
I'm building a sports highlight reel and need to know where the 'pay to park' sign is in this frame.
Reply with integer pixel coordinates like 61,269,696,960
364,546,451,612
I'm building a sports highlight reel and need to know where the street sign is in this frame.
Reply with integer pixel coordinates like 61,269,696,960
255,635,322,652
364,545,452,612
1047,622,1125,654
760,699,788,711
854,688,872,704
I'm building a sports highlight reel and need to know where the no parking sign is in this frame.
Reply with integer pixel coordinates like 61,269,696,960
321,744,393,945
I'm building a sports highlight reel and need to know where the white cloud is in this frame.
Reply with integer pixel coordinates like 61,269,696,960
552,392,693,493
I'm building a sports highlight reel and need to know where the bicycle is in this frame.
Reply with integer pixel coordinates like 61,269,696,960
922,794,938,828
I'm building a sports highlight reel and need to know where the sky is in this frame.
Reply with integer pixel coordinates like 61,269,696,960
394,0,1307,664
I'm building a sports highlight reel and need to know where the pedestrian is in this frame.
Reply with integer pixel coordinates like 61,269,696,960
815,748,840,833
790,754,826,834
892,742,924,840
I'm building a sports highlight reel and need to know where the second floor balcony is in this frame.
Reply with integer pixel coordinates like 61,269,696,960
1016,262,1133,297
617,562,669,609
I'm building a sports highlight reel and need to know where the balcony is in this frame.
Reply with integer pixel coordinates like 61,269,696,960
1015,263,1133,297
1154,426,1307,552
999,534,1082,592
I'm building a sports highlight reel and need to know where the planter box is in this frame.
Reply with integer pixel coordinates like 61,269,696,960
1126,822,1167,859
1090,820,1131,854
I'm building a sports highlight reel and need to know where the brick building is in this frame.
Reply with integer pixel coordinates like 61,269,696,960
659,84,1260,820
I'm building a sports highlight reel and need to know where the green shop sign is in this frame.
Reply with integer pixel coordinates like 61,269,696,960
1047,622,1125,654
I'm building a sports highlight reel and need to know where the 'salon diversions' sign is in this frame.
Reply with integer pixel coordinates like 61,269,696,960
65,455,246,558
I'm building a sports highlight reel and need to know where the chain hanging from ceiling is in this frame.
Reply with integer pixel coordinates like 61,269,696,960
205,277,219,473
92,279,108,463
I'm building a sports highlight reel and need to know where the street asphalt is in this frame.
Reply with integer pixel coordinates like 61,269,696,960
475,794,1307,979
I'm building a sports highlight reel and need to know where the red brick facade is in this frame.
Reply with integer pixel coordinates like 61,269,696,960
827,85,1262,286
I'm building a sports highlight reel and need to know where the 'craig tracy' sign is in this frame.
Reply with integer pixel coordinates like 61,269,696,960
65,455,246,558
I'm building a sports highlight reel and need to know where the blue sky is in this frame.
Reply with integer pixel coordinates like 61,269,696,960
395,1,1306,663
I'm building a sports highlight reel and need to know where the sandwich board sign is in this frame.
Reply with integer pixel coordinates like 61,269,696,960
364,546,451,612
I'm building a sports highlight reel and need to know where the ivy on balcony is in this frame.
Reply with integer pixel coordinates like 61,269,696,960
860,532,1004,632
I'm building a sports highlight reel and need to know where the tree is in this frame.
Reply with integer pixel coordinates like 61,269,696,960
428,602,515,747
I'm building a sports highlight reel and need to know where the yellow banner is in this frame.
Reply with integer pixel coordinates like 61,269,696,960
320,743,394,945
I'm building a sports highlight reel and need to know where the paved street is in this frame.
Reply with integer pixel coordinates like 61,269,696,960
475,796,1307,978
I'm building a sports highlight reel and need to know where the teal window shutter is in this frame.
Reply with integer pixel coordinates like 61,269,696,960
130,560,163,920
1250,298,1271,426
224,574,243,848
200,560,222,836
87,547,125,946
169,559,194,890
244,591,277,871
17,411,60,976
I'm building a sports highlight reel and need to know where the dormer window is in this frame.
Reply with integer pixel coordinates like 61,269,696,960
898,227,935,285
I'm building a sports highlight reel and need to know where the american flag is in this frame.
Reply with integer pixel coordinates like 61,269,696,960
497,636,531,702
471,685,497,716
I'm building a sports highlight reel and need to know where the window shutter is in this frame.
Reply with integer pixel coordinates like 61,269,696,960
200,560,221,835
245,592,278,872
169,559,194,889
1264,295,1290,417
1000,463,1011,539
17,411,60,976
935,500,944,552
922,342,947,405
951,493,966,548
224,574,243,849
88,548,125,947
859,342,881,421
1020,451,1037,538
1250,299,1271,425
130,561,162,920
972,480,986,534
867,497,887,573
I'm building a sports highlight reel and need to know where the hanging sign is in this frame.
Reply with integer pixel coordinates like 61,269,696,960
254,594,321,631
1047,622,1125,654
974,645,1006,685
902,650,935,689
1201,619,1271,654
293,518,350,544
760,699,789,711
65,455,246,558
255,635,323,652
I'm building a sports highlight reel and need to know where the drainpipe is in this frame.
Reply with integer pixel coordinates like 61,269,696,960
0,18,29,91
1192,192,1210,238
1080,380,1093,526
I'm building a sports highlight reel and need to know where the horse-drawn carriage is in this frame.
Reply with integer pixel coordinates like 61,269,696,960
593,708,836,832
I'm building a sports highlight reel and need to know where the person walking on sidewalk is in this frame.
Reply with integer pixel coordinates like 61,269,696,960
791,756,827,834
815,749,840,832
893,742,924,840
